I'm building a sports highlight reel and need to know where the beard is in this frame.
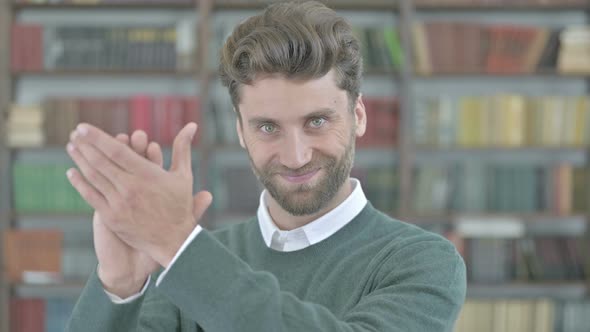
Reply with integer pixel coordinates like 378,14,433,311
248,132,355,216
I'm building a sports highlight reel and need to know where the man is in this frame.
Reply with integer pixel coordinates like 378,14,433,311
66,1,466,331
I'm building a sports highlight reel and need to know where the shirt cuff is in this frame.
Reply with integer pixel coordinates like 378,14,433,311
103,274,151,304
156,224,203,286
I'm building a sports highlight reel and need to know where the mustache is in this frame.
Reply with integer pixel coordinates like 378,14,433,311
266,158,332,177
270,165,320,177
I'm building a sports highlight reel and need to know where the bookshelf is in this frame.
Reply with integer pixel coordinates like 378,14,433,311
0,0,13,330
410,1,590,331
0,0,589,331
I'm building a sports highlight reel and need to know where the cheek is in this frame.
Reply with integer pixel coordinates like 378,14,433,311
244,135,279,167
312,128,351,158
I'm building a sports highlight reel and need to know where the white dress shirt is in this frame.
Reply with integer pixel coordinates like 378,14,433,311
106,178,367,303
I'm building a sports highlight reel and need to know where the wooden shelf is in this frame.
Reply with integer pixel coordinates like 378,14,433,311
12,2,196,10
11,212,93,223
407,214,588,237
208,69,399,80
206,147,587,167
415,71,590,79
414,2,590,11
213,1,396,11
11,281,87,298
467,283,588,300
12,69,198,78
414,147,588,166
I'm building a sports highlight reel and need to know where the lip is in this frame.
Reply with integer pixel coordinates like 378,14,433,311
280,169,320,184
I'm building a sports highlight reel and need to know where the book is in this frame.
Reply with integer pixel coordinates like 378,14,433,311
2,229,63,283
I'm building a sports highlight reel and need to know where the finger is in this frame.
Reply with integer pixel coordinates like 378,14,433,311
115,133,129,145
67,140,120,203
170,122,197,174
65,167,109,212
130,130,149,157
75,123,159,176
192,191,213,221
147,142,164,168
70,130,128,194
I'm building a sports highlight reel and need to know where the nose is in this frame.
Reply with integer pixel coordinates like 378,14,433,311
279,130,312,170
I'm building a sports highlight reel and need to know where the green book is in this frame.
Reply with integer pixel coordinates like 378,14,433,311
383,27,404,69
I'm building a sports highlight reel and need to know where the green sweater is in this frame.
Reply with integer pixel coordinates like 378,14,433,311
67,203,466,331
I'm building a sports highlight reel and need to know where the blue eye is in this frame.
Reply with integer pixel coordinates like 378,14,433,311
309,117,326,128
260,123,276,134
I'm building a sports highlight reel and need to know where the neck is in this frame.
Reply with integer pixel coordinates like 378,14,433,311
266,178,353,231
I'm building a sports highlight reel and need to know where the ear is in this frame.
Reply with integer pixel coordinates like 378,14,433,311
353,94,367,138
235,107,246,148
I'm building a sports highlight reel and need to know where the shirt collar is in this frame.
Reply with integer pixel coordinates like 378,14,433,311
257,178,368,251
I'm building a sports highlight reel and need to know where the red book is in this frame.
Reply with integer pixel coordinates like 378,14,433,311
29,25,44,71
486,25,538,74
163,96,186,146
184,97,201,145
23,25,34,72
151,96,167,144
129,95,154,136
106,98,130,137
372,98,397,147
10,298,45,332
11,24,24,72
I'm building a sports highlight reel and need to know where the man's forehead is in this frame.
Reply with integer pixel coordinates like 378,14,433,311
238,71,348,118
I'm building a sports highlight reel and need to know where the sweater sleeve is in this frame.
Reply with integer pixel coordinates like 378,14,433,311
157,230,467,332
65,268,183,332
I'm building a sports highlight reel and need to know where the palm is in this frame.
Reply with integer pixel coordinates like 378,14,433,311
93,132,162,295
93,212,159,277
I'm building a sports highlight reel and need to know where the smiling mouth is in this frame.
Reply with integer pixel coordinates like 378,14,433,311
280,169,320,184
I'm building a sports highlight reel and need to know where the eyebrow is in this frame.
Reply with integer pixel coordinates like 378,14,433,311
247,108,338,127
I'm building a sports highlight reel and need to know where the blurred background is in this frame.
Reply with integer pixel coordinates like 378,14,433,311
0,0,589,331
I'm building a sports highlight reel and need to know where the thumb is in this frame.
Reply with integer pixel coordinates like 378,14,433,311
170,122,197,174
192,191,213,222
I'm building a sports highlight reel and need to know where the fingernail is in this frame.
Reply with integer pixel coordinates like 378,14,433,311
66,143,75,152
66,169,74,179
77,124,88,136
71,130,78,140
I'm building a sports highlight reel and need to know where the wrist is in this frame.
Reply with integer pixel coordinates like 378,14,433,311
152,217,197,268
97,265,149,299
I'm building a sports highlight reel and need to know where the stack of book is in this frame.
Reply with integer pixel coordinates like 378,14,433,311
357,97,399,147
6,105,45,147
411,164,587,215
455,299,555,332
413,22,558,75
12,163,93,213
354,26,404,72
10,298,77,332
7,95,201,147
414,95,590,148
558,26,590,74
11,22,196,72
464,236,588,283
2,230,63,284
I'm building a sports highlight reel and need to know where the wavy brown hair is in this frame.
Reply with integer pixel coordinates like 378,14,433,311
219,0,363,116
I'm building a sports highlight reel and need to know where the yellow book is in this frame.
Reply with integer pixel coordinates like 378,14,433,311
574,96,589,146
412,23,432,76
534,299,555,332
492,300,508,332
502,95,526,147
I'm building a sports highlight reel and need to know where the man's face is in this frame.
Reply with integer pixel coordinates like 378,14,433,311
236,70,366,216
